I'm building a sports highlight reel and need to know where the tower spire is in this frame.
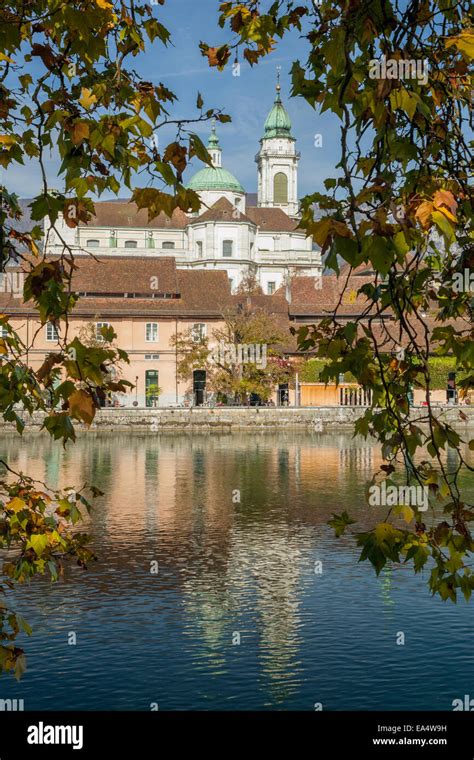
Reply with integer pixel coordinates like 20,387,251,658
276,65,282,101
207,118,222,167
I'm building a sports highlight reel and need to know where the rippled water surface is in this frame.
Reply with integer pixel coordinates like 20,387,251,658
0,431,473,710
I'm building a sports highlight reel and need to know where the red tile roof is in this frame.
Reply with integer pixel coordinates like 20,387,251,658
245,206,300,232
190,197,255,225
81,201,189,229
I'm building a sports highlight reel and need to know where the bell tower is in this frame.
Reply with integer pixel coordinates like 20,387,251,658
255,69,300,217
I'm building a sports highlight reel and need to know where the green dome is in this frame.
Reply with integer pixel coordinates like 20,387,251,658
187,167,244,193
263,91,293,138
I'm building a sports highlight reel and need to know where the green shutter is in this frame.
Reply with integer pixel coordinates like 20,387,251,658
273,172,288,204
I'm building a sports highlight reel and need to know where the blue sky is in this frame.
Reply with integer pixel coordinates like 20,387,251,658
9,0,339,199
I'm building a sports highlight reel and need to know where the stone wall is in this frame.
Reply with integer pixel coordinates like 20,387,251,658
2,406,473,432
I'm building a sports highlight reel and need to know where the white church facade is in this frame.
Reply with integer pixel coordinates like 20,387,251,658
44,83,322,294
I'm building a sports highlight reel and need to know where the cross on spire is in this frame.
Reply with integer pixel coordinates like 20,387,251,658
275,65,282,102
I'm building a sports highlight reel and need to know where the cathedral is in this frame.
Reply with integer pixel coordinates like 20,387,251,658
44,82,322,295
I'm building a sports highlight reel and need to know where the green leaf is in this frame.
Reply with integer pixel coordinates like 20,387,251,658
328,511,356,537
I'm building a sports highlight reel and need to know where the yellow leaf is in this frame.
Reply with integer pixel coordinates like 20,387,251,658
79,88,97,110
23,236,40,256
394,504,415,523
7,497,26,513
0,53,14,64
0,338,7,355
0,135,16,146
95,0,113,8
445,31,474,61
308,218,333,247
390,89,418,120
437,206,457,223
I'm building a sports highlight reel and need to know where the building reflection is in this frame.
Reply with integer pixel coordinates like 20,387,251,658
1,431,471,706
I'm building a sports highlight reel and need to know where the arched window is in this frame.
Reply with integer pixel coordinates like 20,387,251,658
273,172,288,204
162,241,175,249
86,239,100,248
124,240,137,249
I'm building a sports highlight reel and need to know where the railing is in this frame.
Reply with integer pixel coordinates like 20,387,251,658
339,386,372,406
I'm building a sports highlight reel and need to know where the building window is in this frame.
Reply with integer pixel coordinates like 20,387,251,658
46,322,59,342
222,240,233,257
96,322,111,341
0,325,9,338
145,354,160,361
86,239,100,248
146,323,159,343
274,172,288,204
162,241,175,250
192,323,206,342
124,240,137,249
196,241,203,258
267,281,276,295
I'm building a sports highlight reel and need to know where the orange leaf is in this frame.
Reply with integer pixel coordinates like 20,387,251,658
415,200,434,228
433,189,457,216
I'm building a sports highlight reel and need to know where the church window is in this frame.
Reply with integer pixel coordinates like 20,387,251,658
273,172,288,204
86,239,100,248
162,241,175,249
222,240,233,257
125,240,137,248
267,282,276,295
196,241,203,258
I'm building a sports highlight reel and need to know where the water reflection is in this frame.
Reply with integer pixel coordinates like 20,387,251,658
0,431,472,710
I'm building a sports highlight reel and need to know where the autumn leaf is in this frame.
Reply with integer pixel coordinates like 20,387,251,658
28,534,49,557
71,122,90,146
0,135,17,148
390,90,419,120
95,0,113,8
433,189,457,222
31,43,58,70
445,31,474,61
68,389,96,425
415,200,433,228
163,142,187,174
6,497,26,513
201,44,231,70
79,88,97,110
62,199,92,228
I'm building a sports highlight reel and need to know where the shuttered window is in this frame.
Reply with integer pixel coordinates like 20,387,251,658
273,172,288,204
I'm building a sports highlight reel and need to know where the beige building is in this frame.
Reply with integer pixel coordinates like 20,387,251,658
0,256,291,407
